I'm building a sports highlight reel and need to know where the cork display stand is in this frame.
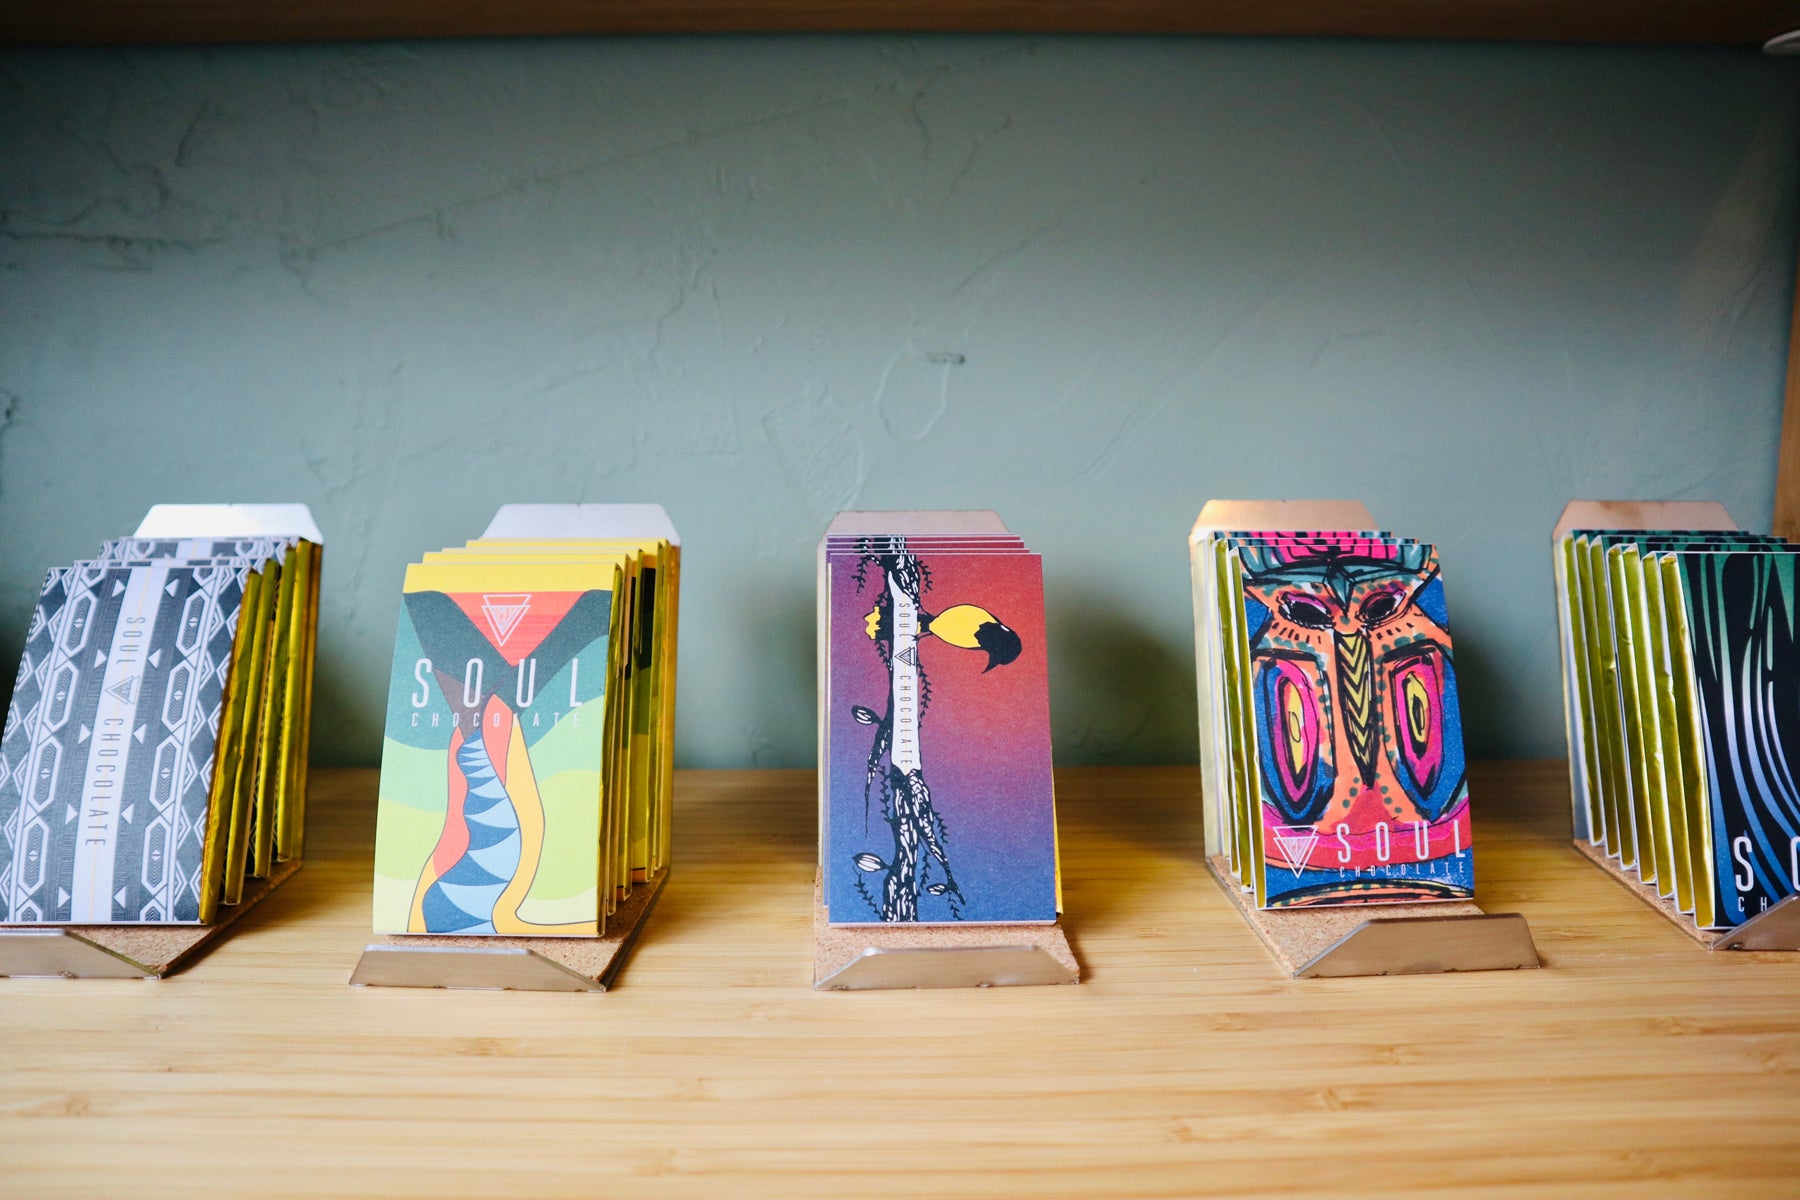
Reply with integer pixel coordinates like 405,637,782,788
1574,841,1800,950
1554,499,1800,953
815,511,1080,991
351,870,668,992
812,880,1078,990
1204,857,1534,977
1192,499,1539,979
0,859,303,979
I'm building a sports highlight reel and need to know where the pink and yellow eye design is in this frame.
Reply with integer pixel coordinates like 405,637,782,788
1254,655,1336,825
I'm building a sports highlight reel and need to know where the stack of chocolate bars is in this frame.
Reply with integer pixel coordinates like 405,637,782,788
819,512,1060,926
0,509,322,925
372,508,678,939
1555,525,1800,930
1192,527,1473,909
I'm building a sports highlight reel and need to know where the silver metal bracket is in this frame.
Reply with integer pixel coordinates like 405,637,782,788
817,943,1078,991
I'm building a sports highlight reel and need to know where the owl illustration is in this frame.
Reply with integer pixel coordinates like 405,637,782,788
1239,538,1470,905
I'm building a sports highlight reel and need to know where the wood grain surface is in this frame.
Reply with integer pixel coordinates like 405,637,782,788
4,0,1800,45
4,763,1798,1198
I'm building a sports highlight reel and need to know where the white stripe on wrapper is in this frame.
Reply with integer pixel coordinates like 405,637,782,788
70,566,162,921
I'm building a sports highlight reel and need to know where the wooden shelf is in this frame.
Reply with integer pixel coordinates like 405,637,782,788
4,762,1798,1196
3,0,1799,45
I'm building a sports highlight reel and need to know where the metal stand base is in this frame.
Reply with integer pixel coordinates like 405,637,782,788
813,880,1078,990
1573,840,1800,951
1207,856,1539,978
0,859,303,979
349,870,667,992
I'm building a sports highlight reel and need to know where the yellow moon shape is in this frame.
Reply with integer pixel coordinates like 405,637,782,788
926,604,998,648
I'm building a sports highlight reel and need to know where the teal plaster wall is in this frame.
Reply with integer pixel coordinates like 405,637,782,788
0,37,1794,767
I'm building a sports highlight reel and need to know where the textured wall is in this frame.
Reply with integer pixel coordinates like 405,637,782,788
0,37,1794,768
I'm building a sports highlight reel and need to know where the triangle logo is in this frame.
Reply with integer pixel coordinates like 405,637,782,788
93,649,107,667
165,580,179,596
447,590,583,666
112,580,126,597
58,887,69,907
134,725,147,744
1272,826,1321,878
65,804,76,823
895,645,917,667
121,803,134,824
105,675,139,706
149,648,163,668
115,887,128,907
78,724,91,743
480,594,532,647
